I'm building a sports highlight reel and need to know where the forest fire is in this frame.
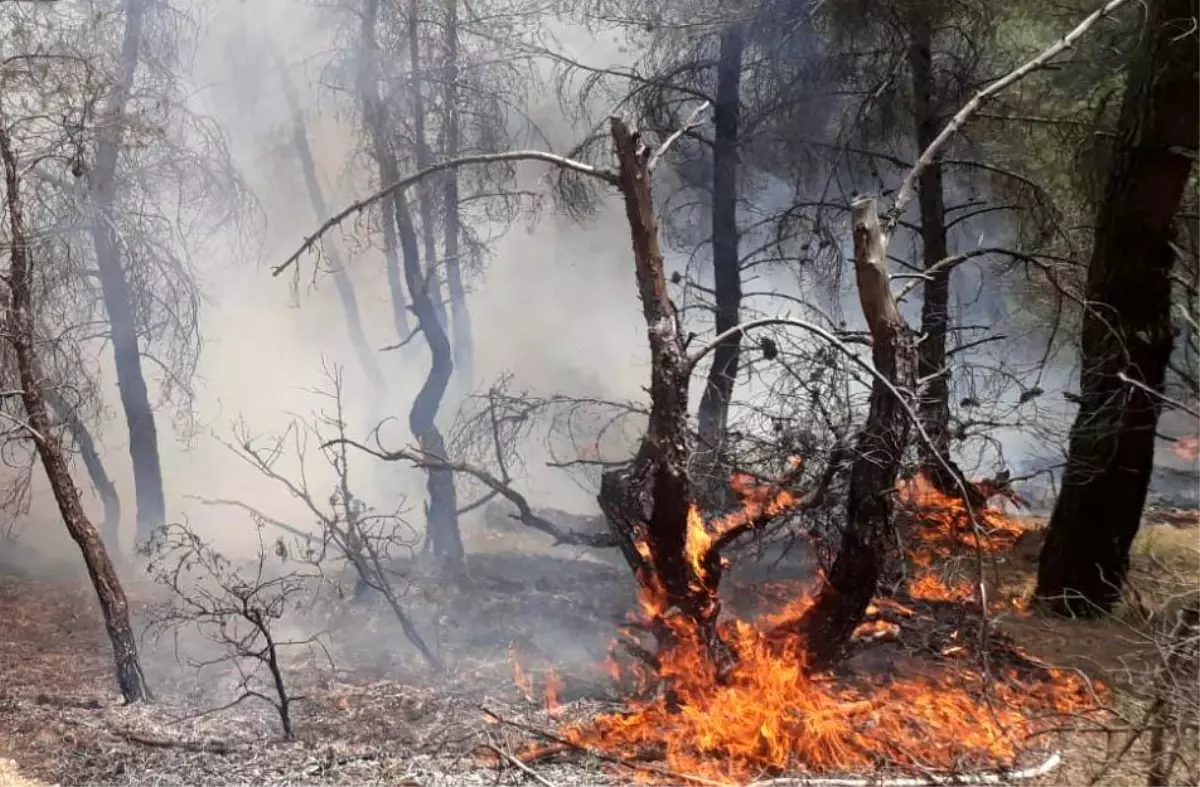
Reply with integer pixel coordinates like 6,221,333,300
511,473,1094,784
1172,434,1200,462
897,474,1027,603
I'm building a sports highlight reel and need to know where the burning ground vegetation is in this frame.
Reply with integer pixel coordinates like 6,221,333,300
1,473,1193,787
502,474,1103,785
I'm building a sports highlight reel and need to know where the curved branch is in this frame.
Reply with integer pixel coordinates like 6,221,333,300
886,0,1136,227
323,438,620,549
275,151,618,277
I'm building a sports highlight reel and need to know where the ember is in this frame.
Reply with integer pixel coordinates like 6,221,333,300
1171,434,1200,462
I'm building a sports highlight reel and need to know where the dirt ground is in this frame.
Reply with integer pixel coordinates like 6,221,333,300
0,514,1194,787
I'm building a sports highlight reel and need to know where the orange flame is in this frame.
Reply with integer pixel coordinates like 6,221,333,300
544,668,563,716
555,617,1089,782
535,472,1096,783
1171,434,1200,462
897,475,1025,563
510,649,533,700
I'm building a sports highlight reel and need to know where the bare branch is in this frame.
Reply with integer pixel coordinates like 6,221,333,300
886,0,1136,228
325,438,620,549
275,151,618,277
647,101,712,172
1117,372,1200,419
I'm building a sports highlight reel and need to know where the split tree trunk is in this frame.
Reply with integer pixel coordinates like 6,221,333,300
907,9,954,482
442,0,475,390
600,117,728,664
89,0,165,545
1036,0,1198,616
278,57,386,396
0,118,150,703
695,23,745,512
46,390,122,551
790,197,917,667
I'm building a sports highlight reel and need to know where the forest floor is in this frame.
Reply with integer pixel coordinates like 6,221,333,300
0,509,1195,787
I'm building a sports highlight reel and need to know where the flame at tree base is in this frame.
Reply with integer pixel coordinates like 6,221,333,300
548,611,1092,784
514,474,1100,785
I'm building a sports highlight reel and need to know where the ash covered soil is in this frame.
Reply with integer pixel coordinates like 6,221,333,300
0,536,819,786
0,514,1192,787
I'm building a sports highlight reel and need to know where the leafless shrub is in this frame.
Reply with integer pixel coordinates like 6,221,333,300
197,363,444,671
141,521,329,740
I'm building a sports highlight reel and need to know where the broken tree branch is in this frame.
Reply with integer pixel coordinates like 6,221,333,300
647,101,712,172
189,496,312,541
275,151,617,277
781,196,918,666
323,438,619,548
886,0,1135,228
481,741,560,787
1117,372,1200,420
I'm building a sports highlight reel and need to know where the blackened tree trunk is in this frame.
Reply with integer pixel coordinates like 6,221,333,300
791,197,917,667
1036,0,1199,616
359,0,463,574
907,9,954,480
600,117,730,665
46,390,122,551
277,57,386,395
397,190,465,575
0,118,150,703
695,24,744,510
89,0,165,544
442,0,475,390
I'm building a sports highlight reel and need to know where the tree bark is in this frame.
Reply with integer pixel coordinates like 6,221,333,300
1036,0,1199,616
89,0,165,544
695,24,744,511
359,0,464,574
397,192,464,575
0,117,150,703
907,9,954,481
277,58,387,395
45,390,122,552
788,197,917,667
442,0,475,390
407,0,450,336
357,0,414,352
601,117,729,665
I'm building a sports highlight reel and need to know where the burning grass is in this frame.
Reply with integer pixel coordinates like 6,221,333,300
514,474,1101,784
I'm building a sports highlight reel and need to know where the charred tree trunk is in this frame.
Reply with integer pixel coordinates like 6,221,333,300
360,0,463,575
695,24,744,512
398,195,464,575
442,0,475,390
357,0,413,352
601,118,728,665
45,390,122,551
1036,0,1198,616
278,58,386,396
407,0,450,336
89,0,165,545
0,118,150,703
908,10,954,484
790,197,917,667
